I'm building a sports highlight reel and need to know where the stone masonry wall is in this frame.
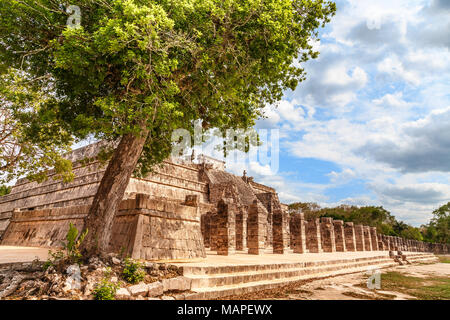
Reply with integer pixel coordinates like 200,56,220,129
2,194,206,261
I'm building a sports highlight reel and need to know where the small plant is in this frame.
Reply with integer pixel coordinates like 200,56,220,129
122,258,146,284
43,249,64,270
43,223,88,270
64,222,88,264
93,278,119,300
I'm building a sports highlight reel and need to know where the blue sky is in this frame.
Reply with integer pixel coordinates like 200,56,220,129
212,0,450,227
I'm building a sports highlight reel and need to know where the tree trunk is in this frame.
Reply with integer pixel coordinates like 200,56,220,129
80,128,149,257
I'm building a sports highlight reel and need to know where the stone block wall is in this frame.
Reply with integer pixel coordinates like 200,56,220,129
2,194,206,261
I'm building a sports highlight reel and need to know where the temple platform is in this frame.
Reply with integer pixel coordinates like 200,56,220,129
0,245,439,300
172,250,438,299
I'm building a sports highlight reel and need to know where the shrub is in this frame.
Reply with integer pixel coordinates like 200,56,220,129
43,223,88,270
93,278,119,300
122,258,145,284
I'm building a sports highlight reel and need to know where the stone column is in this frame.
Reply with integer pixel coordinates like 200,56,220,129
210,212,218,251
215,199,236,255
320,217,336,252
247,201,266,255
235,210,245,251
291,212,307,253
378,237,385,251
344,222,356,252
273,209,288,254
354,225,365,251
389,236,395,251
306,218,323,253
363,226,372,251
333,220,346,252
370,227,379,251
201,213,211,248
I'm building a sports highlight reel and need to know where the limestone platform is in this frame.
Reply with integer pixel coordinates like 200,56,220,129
0,246,439,300
172,250,438,299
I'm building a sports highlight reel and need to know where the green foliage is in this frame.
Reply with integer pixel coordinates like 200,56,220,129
64,222,89,264
0,185,11,196
421,202,450,244
43,222,88,269
93,278,120,300
122,258,145,284
0,0,336,181
0,69,74,184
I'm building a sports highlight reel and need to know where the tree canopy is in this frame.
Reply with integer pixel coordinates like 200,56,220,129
422,202,450,244
0,0,336,255
1,0,336,179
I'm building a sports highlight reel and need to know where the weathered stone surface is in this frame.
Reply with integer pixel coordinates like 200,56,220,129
306,219,322,253
128,283,149,297
363,226,372,251
354,225,365,252
162,277,191,292
290,212,306,254
116,287,131,299
333,220,346,252
272,210,288,254
320,217,336,253
344,222,356,252
147,281,164,297
214,199,236,256
247,201,266,255
370,227,379,251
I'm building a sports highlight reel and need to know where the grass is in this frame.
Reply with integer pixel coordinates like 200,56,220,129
376,272,450,300
437,256,450,264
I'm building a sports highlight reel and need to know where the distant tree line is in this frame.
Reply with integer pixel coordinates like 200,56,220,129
289,202,450,244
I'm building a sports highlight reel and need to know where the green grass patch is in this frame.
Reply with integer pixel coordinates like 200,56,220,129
380,272,450,300
438,256,450,264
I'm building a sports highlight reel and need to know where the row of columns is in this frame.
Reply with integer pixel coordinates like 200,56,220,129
201,201,450,256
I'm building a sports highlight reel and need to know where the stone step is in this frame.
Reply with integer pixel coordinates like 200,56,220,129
182,254,393,276
406,255,439,264
187,258,396,289
183,261,398,300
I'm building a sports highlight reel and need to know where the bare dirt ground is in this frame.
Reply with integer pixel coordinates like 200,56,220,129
222,260,450,300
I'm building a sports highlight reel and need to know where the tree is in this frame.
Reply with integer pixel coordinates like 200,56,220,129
0,69,74,183
422,202,450,244
1,0,336,256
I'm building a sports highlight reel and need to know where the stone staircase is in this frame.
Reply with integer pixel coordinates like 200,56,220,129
402,253,439,265
180,252,437,299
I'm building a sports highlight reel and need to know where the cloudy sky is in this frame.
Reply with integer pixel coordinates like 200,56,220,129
210,0,450,227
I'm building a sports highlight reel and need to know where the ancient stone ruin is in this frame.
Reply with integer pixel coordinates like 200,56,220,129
0,142,449,260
